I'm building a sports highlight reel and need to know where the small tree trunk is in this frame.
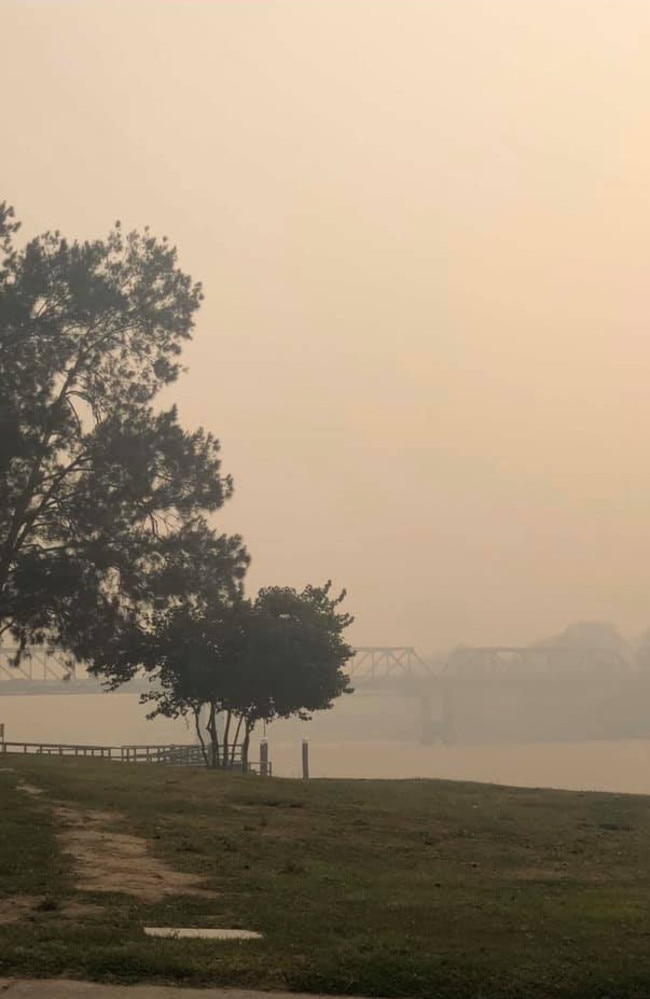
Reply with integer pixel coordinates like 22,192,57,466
222,709,233,770
230,714,244,767
206,703,219,768
193,707,210,769
242,718,255,773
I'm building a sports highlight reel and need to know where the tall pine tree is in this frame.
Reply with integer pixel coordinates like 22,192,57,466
0,202,247,664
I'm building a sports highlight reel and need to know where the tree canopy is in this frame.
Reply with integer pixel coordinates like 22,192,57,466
1,201,354,762
0,201,247,662
131,583,354,768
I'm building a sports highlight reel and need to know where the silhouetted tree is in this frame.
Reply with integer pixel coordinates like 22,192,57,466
129,583,354,769
534,621,630,655
0,201,247,663
530,621,631,673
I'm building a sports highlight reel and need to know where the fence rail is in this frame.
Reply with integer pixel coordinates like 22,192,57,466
0,740,271,774
1,741,117,758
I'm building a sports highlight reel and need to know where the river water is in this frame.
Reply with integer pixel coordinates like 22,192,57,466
5,692,650,794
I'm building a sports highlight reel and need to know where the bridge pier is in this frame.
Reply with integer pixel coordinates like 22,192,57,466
441,683,455,745
418,687,455,745
419,692,434,744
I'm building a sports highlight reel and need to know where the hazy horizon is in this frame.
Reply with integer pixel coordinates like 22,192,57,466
6,0,650,653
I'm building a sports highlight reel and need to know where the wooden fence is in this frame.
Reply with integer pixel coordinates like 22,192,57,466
0,740,271,775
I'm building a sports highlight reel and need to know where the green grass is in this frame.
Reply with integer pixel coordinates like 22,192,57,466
3,757,650,997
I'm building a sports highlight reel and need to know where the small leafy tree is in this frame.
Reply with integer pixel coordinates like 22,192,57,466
133,583,354,769
0,202,247,661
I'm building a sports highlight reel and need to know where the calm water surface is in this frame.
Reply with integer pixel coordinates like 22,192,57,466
5,692,650,794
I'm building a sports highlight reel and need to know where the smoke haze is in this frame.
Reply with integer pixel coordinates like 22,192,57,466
5,0,650,652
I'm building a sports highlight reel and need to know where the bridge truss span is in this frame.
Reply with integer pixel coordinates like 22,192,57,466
1,644,435,695
348,646,433,679
444,645,632,678
0,645,76,684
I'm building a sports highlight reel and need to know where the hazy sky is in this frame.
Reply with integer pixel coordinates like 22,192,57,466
5,0,650,652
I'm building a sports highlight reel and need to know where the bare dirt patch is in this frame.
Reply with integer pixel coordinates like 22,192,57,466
512,865,608,884
16,783,44,797
511,867,569,881
0,896,47,925
59,901,105,920
53,804,217,903
0,896,107,924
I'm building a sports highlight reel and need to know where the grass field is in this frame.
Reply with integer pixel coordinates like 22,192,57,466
2,757,650,998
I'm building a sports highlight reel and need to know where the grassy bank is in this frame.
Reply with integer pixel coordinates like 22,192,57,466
2,756,650,998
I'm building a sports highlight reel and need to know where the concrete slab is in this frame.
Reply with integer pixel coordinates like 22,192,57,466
0,980,370,999
143,928,263,941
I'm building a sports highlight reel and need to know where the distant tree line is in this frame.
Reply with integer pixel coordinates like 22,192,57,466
0,202,353,766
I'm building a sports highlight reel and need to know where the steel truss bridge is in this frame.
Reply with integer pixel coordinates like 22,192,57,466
444,646,630,678
0,646,148,696
2,643,645,745
0,643,632,697
0,645,435,696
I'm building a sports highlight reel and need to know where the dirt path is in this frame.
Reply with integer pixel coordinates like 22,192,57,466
53,803,217,902
0,981,371,999
12,777,216,905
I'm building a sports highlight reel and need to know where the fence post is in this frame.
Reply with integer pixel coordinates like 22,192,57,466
0,723,4,744
260,739,269,778
301,739,309,780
